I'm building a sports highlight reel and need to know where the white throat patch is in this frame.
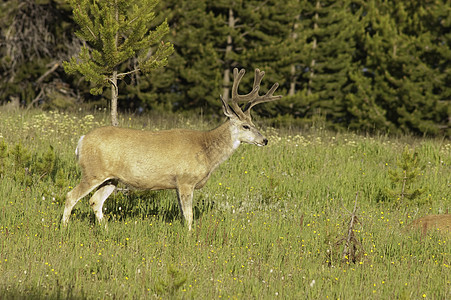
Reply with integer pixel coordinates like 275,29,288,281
230,126,241,150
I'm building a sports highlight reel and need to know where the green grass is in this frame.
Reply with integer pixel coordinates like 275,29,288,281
0,108,450,299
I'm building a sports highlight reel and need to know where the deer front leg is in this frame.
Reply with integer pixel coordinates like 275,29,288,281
62,178,102,226
176,184,194,231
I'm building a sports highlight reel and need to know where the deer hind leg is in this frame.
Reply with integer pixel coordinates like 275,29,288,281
89,180,117,227
62,177,103,226
176,184,194,231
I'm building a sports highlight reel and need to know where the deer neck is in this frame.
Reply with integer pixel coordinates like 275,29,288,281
202,120,240,167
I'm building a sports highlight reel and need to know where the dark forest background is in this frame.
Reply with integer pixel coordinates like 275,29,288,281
0,0,449,136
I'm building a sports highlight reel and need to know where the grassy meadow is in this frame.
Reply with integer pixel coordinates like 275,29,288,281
0,107,450,299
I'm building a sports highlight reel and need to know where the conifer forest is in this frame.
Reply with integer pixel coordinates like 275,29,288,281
1,0,450,135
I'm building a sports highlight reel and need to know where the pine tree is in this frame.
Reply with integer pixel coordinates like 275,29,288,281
361,0,449,135
125,0,224,113
166,0,223,111
385,146,426,206
389,1,448,135
208,0,261,104
276,0,320,122
343,0,393,132
210,0,303,115
146,0,298,115
239,0,306,117
297,0,364,128
63,0,173,126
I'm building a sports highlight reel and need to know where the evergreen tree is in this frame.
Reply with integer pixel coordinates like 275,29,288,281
296,0,364,128
63,0,173,126
122,0,224,113
239,0,306,118
344,0,395,132
361,0,449,135
411,0,451,136
207,0,307,116
206,0,269,105
146,0,299,115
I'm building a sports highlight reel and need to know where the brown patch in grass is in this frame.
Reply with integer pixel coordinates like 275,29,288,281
409,214,451,235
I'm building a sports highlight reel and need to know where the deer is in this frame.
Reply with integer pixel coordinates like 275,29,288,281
408,214,451,236
61,68,283,230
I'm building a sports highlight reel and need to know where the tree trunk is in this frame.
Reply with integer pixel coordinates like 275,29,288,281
308,0,320,96
222,7,235,102
289,64,297,97
289,10,300,96
111,70,119,126
111,0,119,127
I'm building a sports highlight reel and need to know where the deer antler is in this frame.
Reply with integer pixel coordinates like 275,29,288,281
224,68,282,120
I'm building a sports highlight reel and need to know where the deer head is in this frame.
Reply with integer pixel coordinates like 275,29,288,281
220,68,282,147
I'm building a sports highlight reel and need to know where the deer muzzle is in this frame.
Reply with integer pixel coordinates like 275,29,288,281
255,137,268,146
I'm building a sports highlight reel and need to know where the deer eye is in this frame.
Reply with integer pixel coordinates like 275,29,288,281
242,125,251,130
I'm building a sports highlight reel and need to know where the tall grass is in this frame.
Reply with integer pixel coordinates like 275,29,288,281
0,108,449,299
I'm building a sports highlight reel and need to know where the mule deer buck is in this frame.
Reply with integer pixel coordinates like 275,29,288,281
62,68,282,230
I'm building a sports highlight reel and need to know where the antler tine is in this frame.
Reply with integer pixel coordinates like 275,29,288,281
231,68,244,101
244,82,282,114
226,69,247,119
224,68,282,120
231,68,264,103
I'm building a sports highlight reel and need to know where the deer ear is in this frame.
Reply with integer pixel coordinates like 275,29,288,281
220,95,238,119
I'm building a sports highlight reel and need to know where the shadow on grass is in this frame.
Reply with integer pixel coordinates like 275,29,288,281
0,285,84,300
69,188,215,225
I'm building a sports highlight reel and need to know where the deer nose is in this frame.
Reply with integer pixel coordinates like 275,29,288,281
263,138,268,145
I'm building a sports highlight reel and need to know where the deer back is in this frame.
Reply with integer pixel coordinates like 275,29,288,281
77,124,236,190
